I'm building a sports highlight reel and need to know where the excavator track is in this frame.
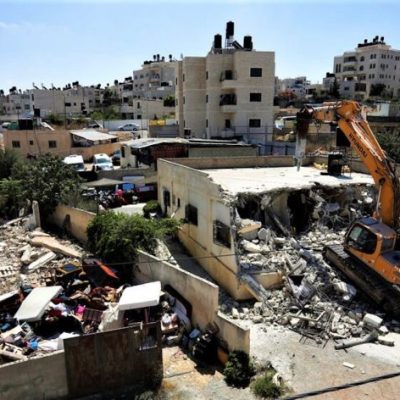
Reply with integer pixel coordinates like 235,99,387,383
324,244,400,317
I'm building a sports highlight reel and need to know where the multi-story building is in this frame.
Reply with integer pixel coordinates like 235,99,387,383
174,21,275,145
333,36,400,99
276,76,311,98
132,57,175,100
0,84,104,119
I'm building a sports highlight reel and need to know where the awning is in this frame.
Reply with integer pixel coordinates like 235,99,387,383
83,178,124,188
70,129,117,142
118,281,161,310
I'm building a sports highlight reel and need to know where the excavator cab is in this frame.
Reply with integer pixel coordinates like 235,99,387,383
344,217,400,285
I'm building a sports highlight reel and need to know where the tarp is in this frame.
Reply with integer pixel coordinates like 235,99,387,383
14,286,63,322
83,178,124,188
118,281,161,310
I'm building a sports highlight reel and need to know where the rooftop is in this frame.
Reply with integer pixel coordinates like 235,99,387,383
205,166,374,195
70,129,117,142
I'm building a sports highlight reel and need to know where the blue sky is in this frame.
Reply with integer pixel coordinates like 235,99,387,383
1,0,400,91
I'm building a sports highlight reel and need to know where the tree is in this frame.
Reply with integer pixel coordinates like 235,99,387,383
329,77,340,99
87,212,180,266
370,83,386,97
0,179,25,219
0,149,21,179
12,154,81,221
375,131,400,162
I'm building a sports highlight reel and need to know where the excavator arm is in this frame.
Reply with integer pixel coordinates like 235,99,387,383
297,100,400,231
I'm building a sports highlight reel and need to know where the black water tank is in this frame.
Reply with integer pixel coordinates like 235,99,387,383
244,35,253,50
226,21,234,38
327,153,344,176
214,34,222,49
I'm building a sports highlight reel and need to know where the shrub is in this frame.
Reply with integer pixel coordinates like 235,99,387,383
251,370,284,399
143,200,161,218
223,350,256,388
87,212,180,265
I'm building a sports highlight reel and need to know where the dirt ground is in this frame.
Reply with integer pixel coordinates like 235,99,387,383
157,346,256,400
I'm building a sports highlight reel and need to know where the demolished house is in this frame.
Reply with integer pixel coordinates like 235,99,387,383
158,156,400,342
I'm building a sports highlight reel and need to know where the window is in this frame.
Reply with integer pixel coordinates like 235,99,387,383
183,73,185,82
65,102,71,107
360,56,365,62
29,140,34,145
213,220,231,248
224,70,233,80
346,224,377,254
359,66,364,71
121,147,125,158
183,96,185,104
185,204,198,226
12,141,20,148
206,95,208,103
137,102,141,109
335,64,341,73
24,104,30,110
163,189,171,208
206,71,208,80
250,93,262,102
225,119,231,129
250,67,262,77
206,119,208,128
249,119,261,128
48,140,57,148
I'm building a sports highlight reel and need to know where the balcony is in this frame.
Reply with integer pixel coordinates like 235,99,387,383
220,94,236,112
220,70,237,89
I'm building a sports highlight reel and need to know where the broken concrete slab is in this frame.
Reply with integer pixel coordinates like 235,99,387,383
14,286,62,322
241,240,261,253
26,251,56,273
238,222,262,240
378,334,395,346
363,313,383,329
31,236,81,258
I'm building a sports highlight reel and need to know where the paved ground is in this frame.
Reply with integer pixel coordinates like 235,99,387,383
251,325,400,399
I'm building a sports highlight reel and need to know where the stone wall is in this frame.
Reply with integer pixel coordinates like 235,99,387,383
48,204,95,243
136,251,250,353
0,351,68,400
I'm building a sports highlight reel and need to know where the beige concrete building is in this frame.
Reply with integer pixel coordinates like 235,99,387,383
3,129,119,161
175,22,275,146
334,36,400,99
157,156,373,300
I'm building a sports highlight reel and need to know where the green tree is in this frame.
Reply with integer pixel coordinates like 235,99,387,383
223,351,256,388
0,179,25,219
375,131,400,162
12,154,81,221
329,77,340,99
87,212,180,265
0,149,21,179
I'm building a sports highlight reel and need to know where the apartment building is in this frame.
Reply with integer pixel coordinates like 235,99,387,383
1,84,104,118
132,56,175,100
276,76,311,98
334,36,400,99
174,22,275,145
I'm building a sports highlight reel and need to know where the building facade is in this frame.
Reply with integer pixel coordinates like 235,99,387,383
174,22,275,146
333,36,400,99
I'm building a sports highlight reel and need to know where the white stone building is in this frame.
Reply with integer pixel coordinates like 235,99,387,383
174,22,275,146
333,36,400,99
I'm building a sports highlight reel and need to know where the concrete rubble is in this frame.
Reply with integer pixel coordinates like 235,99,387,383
219,183,400,345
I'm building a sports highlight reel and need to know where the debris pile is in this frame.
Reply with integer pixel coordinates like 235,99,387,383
220,185,399,344
0,218,216,365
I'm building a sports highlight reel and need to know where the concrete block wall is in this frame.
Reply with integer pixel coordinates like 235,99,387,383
48,204,96,243
0,351,68,400
136,251,250,353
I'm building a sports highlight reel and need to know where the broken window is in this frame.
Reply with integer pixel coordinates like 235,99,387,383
12,141,20,148
185,204,198,226
213,220,231,248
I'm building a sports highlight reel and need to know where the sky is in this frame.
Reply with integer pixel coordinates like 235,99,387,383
1,0,400,91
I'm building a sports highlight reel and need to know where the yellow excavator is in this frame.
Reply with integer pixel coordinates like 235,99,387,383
296,100,400,315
